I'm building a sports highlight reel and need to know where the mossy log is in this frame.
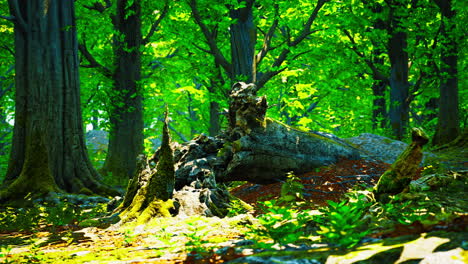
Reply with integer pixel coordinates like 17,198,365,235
215,82,360,184
374,127,429,200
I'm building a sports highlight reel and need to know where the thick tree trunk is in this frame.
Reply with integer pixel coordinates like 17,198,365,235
388,2,409,140
100,0,144,181
229,0,256,83
432,0,459,145
2,0,117,200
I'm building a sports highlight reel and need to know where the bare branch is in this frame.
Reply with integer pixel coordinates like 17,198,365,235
255,3,279,66
290,0,329,47
258,0,329,88
0,15,14,21
188,0,232,77
256,67,286,90
142,1,170,45
192,42,212,54
78,42,112,78
0,45,15,57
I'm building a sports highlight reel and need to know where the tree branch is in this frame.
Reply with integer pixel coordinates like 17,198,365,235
82,0,112,13
142,1,170,45
78,41,112,78
0,15,14,21
257,0,329,88
343,29,387,82
0,45,15,57
290,0,329,47
188,0,232,77
255,3,279,67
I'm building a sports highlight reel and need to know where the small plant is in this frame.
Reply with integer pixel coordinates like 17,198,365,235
372,196,429,226
183,222,211,253
247,173,314,247
253,200,314,246
0,245,13,264
316,196,371,249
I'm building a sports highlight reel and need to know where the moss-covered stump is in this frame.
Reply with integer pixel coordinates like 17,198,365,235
116,111,176,224
374,127,429,200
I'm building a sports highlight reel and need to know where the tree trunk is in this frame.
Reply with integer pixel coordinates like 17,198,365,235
229,0,256,83
432,0,459,145
388,1,409,140
2,0,117,201
370,2,388,130
100,0,144,181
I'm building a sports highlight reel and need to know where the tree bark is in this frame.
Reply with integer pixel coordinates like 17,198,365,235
229,0,256,83
388,1,410,140
369,2,388,129
432,0,459,145
100,0,144,181
2,0,117,201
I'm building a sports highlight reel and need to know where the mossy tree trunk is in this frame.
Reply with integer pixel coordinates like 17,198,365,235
117,111,175,223
374,128,429,200
1,0,117,201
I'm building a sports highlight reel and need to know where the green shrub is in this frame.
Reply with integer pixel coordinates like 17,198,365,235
316,196,371,249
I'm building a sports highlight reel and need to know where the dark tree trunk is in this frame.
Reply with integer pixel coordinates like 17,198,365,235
100,0,144,181
209,101,220,136
229,0,256,83
2,0,117,200
432,0,459,145
388,1,409,140
369,2,388,129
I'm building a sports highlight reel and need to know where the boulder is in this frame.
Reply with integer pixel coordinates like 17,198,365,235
345,133,436,164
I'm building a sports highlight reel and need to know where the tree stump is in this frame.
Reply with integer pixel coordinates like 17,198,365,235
374,127,429,200
116,111,175,224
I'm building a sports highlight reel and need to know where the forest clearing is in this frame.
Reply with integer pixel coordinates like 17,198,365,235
0,0,466,263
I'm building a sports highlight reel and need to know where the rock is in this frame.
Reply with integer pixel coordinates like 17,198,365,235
409,170,467,192
345,133,436,164
172,186,213,217
172,184,233,217
107,196,123,212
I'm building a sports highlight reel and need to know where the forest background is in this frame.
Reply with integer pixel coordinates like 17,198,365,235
0,0,466,184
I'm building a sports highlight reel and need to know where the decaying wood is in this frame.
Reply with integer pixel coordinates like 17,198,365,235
374,127,429,200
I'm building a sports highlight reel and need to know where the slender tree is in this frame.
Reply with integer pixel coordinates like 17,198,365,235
188,0,329,135
79,0,169,180
432,0,460,145
0,0,117,200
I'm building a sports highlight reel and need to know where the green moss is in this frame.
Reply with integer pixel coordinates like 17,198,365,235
0,135,61,204
137,199,174,224
150,110,175,201
374,128,428,199
78,187,94,196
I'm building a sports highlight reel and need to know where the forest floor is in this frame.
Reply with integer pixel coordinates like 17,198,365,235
0,146,466,263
